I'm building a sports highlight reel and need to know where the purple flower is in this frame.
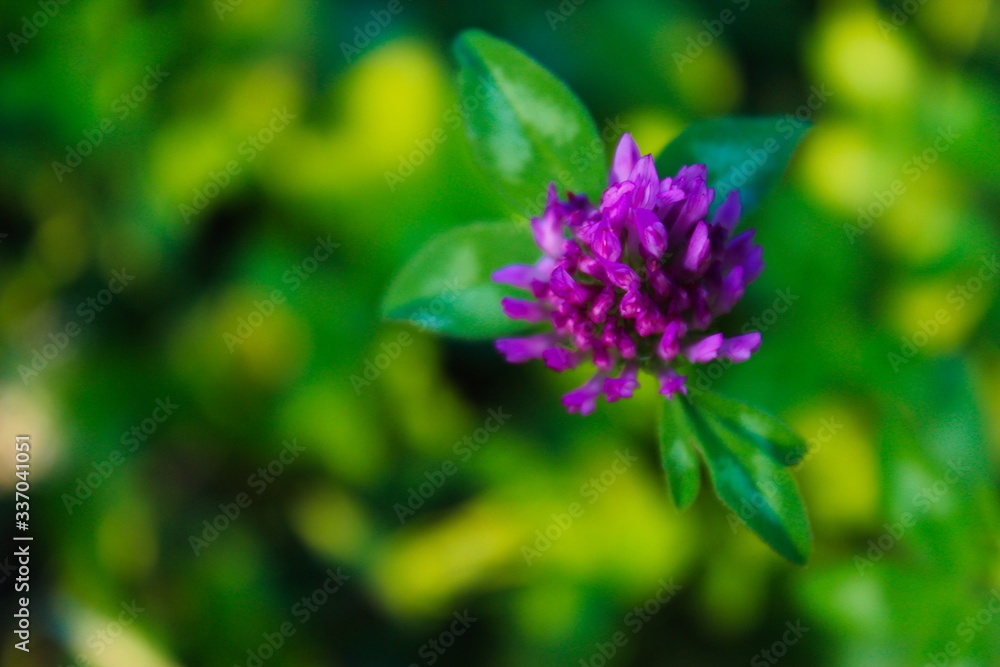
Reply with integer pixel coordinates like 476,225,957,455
493,133,765,413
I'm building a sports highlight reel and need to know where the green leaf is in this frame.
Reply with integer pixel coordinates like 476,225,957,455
692,389,807,467
453,30,606,216
659,397,702,510
381,221,541,339
654,116,810,217
682,395,812,564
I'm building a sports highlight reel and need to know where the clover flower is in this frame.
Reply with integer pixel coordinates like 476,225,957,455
494,133,764,414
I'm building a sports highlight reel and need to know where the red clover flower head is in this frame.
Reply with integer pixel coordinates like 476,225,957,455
493,133,764,414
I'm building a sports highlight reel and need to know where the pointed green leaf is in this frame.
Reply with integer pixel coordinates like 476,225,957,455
654,116,810,217
682,396,811,564
453,30,606,215
381,222,540,339
693,389,807,466
659,397,702,510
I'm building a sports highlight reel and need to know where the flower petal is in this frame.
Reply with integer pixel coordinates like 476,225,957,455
599,181,636,227
718,332,761,362
562,373,607,415
632,208,667,258
542,347,580,371
600,260,640,290
492,264,539,288
628,155,660,208
604,362,640,402
683,220,711,272
500,297,548,322
657,367,687,399
714,266,745,315
657,320,685,360
610,133,641,185
495,334,557,363
711,189,742,233
591,221,622,261
549,266,591,303
532,191,567,257
684,332,724,363
619,288,643,318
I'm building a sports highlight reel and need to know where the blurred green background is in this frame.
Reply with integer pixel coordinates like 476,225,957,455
2,0,1000,665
